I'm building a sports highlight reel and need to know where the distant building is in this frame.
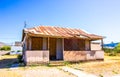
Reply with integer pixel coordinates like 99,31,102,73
11,41,22,51
15,41,22,46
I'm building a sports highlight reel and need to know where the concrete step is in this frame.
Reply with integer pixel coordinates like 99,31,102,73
49,61,64,66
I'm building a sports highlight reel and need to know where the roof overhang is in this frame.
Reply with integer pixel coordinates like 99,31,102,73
21,26,105,41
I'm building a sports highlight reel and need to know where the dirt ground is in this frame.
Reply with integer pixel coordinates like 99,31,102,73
1,55,120,77
0,66,76,77
69,56,120,77
0,55,76,77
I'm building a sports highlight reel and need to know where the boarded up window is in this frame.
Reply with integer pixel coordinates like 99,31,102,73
64,38,85,51
64,39,72,50
78,39,85,50
31,37,43,50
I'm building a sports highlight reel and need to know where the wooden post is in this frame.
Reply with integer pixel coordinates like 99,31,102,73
101,39,104,50
48,37,49,50
62,38,64,60
25,39,27,51
29,37,32,50
89,40,91,51
47,37,50,62
62,38,64,52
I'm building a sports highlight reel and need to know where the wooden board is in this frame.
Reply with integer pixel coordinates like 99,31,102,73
78,39,85,50
64,38,85,51
31,37,43,50
49,38,56,60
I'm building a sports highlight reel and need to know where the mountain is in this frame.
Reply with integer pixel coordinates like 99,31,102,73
0,42,7,47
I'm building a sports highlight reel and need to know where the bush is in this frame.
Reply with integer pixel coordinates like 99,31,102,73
103,48,113,53
103,48,117,56
114,43,120,53
0,46,11,51
109,52,116,56
17,50,22,52
17,55,23,63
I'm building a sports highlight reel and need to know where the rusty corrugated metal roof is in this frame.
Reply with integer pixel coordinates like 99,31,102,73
24,26,103,40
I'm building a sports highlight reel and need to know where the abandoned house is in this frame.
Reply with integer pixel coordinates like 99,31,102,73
22,26,104,65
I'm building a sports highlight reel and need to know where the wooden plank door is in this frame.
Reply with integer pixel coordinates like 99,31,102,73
49,38,56,60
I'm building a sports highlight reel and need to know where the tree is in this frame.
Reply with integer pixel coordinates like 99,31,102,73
0,46,11,51
114,43,120,53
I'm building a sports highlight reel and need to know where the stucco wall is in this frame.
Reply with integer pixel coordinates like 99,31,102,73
63,51,87,61
63,51,104,61
91,43,102,50
25,50,49,65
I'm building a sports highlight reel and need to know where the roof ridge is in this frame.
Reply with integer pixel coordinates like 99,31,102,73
26,25,87,31
23,25,103,40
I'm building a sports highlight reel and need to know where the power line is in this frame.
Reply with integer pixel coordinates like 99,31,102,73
0,38,20,39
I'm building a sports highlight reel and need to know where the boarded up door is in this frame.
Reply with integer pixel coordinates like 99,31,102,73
49,38,56,60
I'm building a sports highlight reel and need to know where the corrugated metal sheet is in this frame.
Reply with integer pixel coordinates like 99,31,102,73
24,26,103,40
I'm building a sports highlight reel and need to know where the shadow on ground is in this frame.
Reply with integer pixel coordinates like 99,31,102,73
0,58,17,69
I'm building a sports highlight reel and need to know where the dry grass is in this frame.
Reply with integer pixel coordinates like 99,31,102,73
1,55,120,77
19,66,76,77
69,55,120,77
0,55,21,77
0,55,17,60
0,71,22,77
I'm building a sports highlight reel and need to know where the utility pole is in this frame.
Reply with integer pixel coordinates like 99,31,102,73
24,21,27,28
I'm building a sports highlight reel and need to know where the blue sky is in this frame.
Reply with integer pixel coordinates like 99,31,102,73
0,0,120,44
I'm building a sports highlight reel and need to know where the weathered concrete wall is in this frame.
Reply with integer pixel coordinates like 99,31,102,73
63,51,87,61
25,50,49,65
24,50,104,65
86,51,96,60
95,50,104,59
63,51,104,62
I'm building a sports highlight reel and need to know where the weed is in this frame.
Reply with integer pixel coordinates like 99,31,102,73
46,63,51,67
64,61,70,65
17,55,23,63
99,74,104,77
112,70,118,74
